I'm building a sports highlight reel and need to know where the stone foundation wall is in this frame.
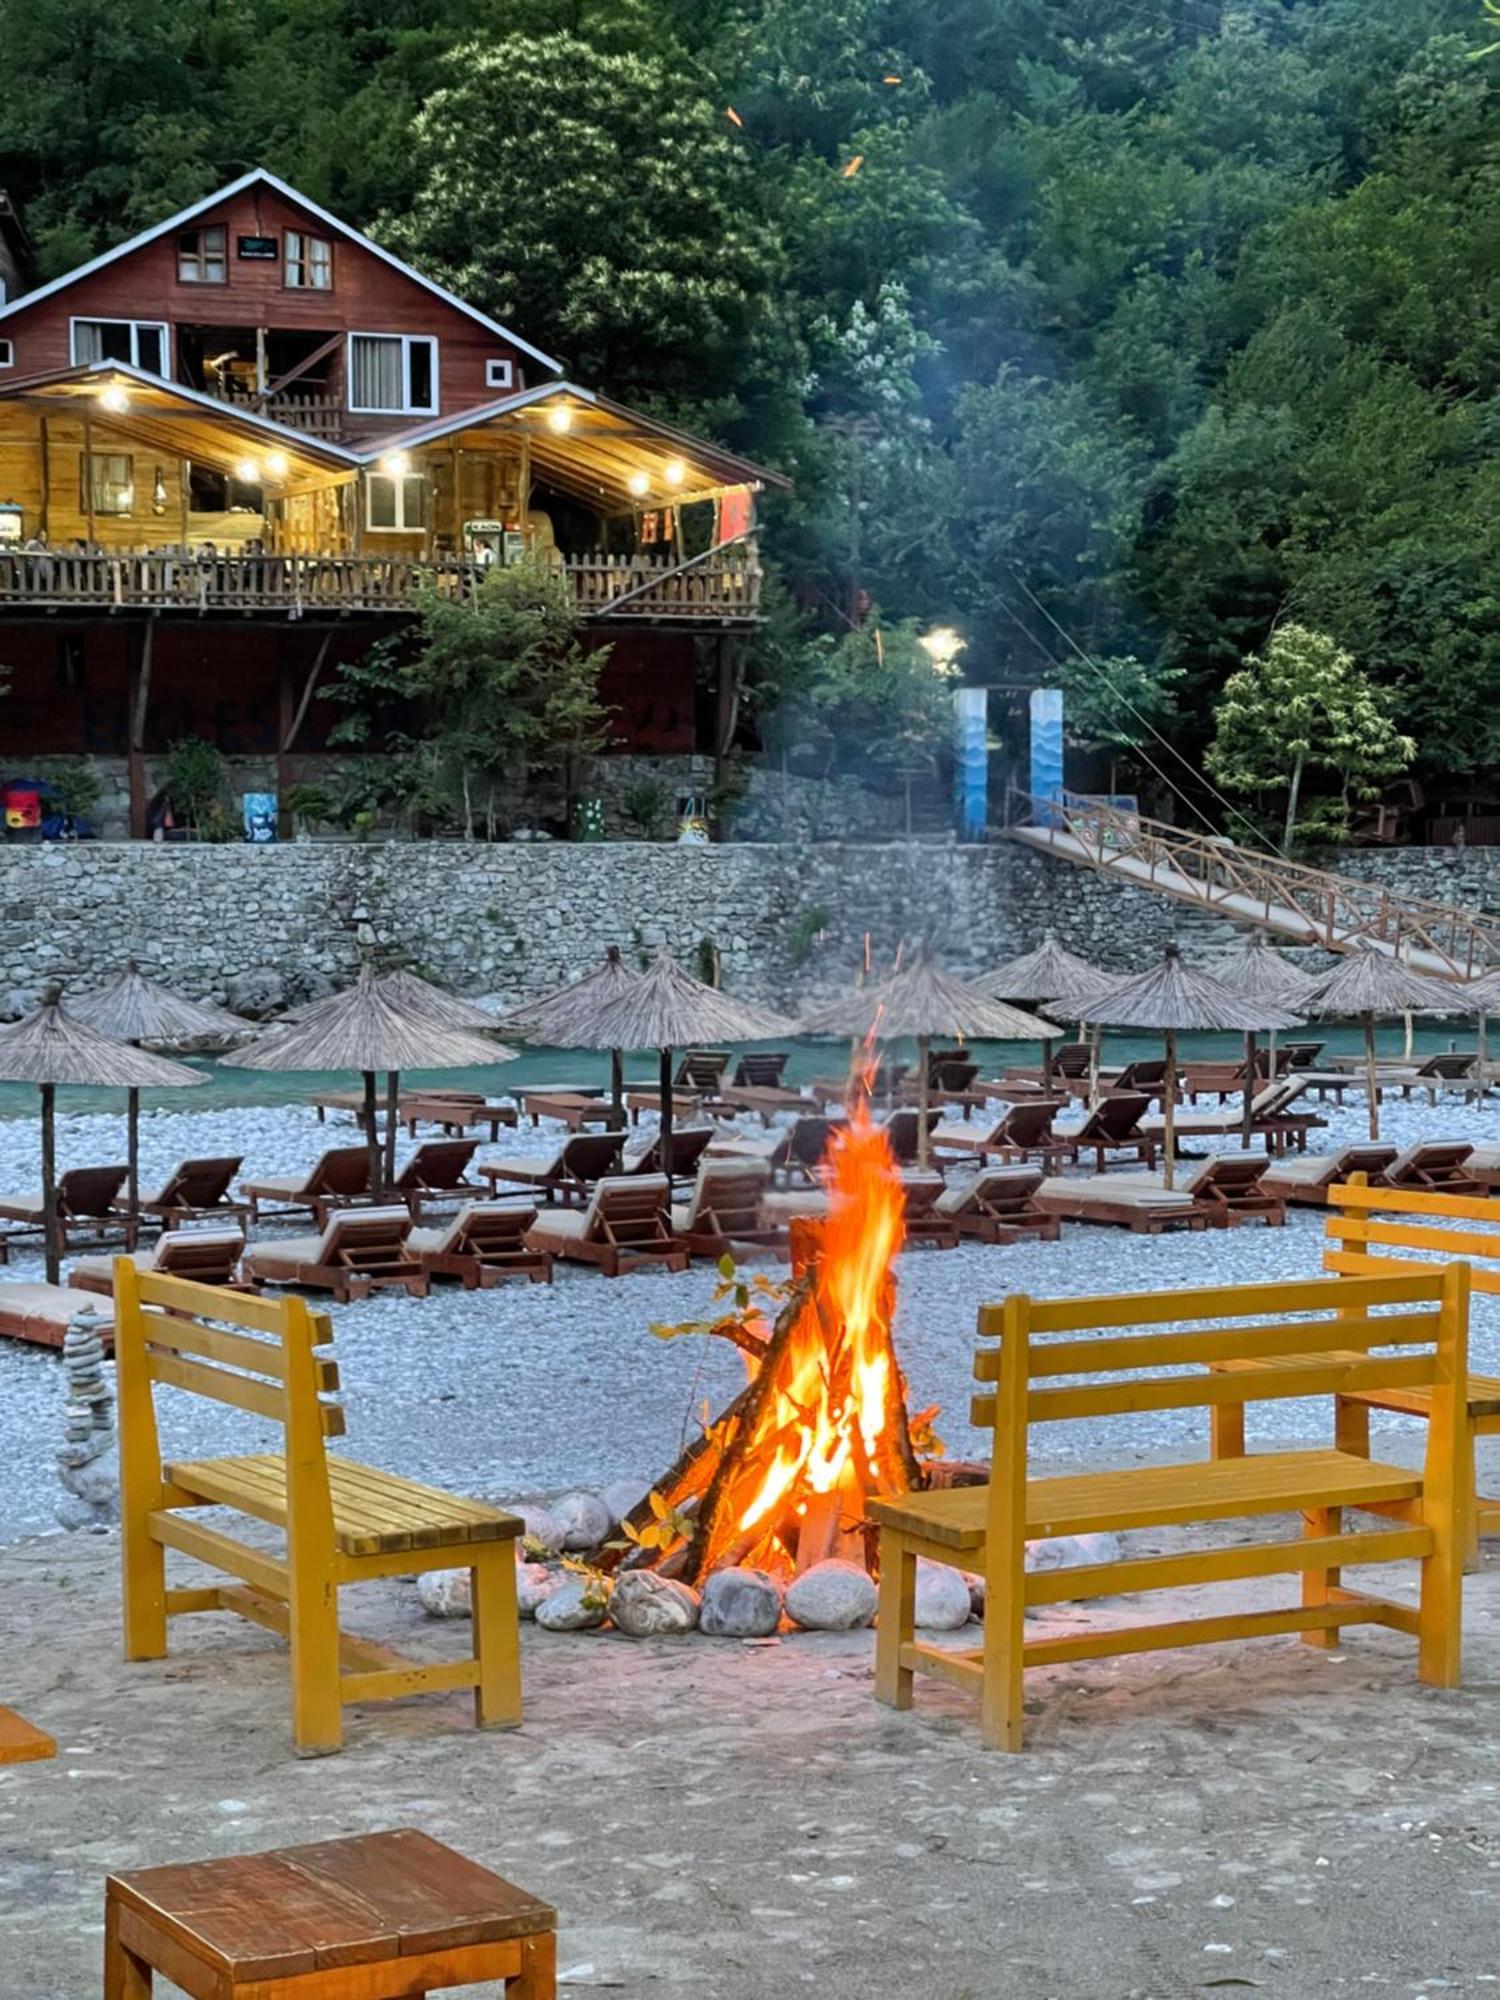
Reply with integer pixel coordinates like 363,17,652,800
0,839,1490,1014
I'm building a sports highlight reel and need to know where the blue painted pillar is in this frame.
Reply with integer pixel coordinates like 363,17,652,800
1030,687,1064,825
952,686,989,840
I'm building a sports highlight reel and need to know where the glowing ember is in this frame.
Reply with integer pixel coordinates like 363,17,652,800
621,1099,923,1584
841,154,866,179
725,105,745,128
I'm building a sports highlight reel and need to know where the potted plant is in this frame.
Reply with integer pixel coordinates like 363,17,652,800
619,777,672,840
41,759,103,839
163,737,230,841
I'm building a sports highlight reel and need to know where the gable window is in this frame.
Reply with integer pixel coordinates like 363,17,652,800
82,452,134,517
347,333,437,415
366,470,426,533
177,225,227,283
285,230,332,290
485,358,513,391
71,318,168,377
0,339,11,369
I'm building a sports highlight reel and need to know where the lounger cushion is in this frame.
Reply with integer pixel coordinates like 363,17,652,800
674,1161,771,1231
1036,1176,1195,1209
1105,1153,1266,1196
0,1195,44,1221
0,1282,114,1337
409,1200,529,1256
525,1174,672,1252
760,1191,830,1221
930,1121,1001,1150
934,1169,1043,1216
483,1152,566,1181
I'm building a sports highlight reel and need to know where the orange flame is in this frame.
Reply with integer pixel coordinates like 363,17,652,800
733,1103,907,1542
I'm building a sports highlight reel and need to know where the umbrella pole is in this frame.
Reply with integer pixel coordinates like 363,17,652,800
1240,1032,1255,1149
127,1084,140,1223
1042,1035,1054,1094
362,1070,381,1200
1403,1009,1414,1062
1365,1013,1380,1143
1480,1012,1489,1096
917,1033,932,1168
610,1047,625,1132
659,1046,674,1183
41,1082,59,1287
1162,1029,1177,1193
384,1070,399,1193
1088,1024,1101,1110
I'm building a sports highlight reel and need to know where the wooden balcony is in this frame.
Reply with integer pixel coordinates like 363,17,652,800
0,544,763,624
216,382,348,440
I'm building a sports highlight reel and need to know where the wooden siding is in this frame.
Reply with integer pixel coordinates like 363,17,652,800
0,186,529,423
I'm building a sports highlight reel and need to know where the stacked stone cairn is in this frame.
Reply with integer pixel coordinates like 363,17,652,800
56,1309,119,1531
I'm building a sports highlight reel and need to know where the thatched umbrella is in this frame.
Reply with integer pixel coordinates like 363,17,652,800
801,955,1057,1168
222,965,517,1193
570,947,796,1176
1069,945,1302,1188
1041,965,1127,1110
975,931,1110,1089
69,960,251,1218
1296,947,1465,1141
1460,964,1500,1086
0,982,204,1282
495,945,646,1130
1196,934,1322,1143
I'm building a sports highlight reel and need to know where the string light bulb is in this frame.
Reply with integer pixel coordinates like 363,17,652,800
378,451,410,478
664,459,686,487
264,451,289,478
99,386,130,414
233,457,260,484
627,471,650,498
546,403,573,435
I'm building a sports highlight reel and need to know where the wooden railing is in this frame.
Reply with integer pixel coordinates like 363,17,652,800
217,383,348,440
0,545,763,622
1007,789,1500,977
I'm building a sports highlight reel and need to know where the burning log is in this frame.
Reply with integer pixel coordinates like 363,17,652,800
616,1109,927,1587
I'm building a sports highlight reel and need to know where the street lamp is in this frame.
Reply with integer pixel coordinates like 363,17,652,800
919,625,967,676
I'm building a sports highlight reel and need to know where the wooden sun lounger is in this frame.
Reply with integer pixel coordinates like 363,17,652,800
624,1089,704,1125
478,1131,625,1204
1105,1152,1286,1228
622,1125,716,1181
900,1170,959,1249
399,1093,518,1141
1382,1141,1481,1196
1000,1043,1092,1089
243,1206,429,1302
0,1165,135,1257
670,1160,776,1258
241,1147,372,1226
710,1115,837,1186
408,1202,552,1287
1033,1176,1208,1233
1261,1144,1400,1206
715,1082,811,1123
524,1174,687,1276
1052,1093,1158,1172
930,1100,1070,1169
880,1109,940,1164
933,1167,1061,1243
71,1227,254,1297
0,1280,114,1351
392,1139,482,1217
131,1157,247,1227
516,1089,618,1130
731,1053,790,1088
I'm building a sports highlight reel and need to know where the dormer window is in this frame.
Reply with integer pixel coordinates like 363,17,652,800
285,230,333,290
177,225,227,283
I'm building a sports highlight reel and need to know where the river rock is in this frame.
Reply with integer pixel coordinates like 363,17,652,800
914,1560,973,1631
0,985,41,1023
534,1575,611,1631
553,1491,613,1550
417,1570,472,1618
225,967,286,1018
699,1566,784,1638
598,1479,647,1527
517,1562,564,1619
785,1559,877,1632
610,1572,700,1638
1028,1529,1122,1572
509,1504,564,1555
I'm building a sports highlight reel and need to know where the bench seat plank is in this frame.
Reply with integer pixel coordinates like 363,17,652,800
869,1448,1424,1549
165,1454,520,1556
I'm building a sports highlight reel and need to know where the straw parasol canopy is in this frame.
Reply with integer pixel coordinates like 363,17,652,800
801,955,1058,1167
1068,944,1303,1187
280,969,509,1037
69,960,252,1216
494,945,646,1127
1192,934,1323,1140
1295,946,1465,1140
567,947,797,1175
973,932,1110,1090
223,965,517,1193
0,981,204,1281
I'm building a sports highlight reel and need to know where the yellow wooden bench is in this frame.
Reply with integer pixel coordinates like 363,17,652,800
871,1269,1469,1752
116,1261,523,1756
0,1706,56,1765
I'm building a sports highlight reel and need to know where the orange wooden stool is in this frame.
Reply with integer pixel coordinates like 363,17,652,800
104,1828,556,1999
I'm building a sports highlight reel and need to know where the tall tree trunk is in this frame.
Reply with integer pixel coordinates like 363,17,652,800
1282,752,1305,857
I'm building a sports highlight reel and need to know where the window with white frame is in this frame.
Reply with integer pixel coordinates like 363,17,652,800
0,339,11,369
347,333,437,414
485,358,513,391
285,230,333,290
71,318,168,376
177,225,227,282
366,471,427,532
83,452,134,517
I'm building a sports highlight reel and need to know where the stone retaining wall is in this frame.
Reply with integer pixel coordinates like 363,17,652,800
0,838,1491,1013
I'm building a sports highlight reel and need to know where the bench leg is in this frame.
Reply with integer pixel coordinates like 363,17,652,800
1209,1401,1245,1460
290,1569,343,1757
1301,1505,1341,1648
510,1929,557,1998
104,1901,152,1998
874,1533,916,1711
1334,1396,1371,1459
473,1546,523,1730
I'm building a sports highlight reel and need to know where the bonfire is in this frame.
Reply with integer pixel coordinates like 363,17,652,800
613,1102,929,1586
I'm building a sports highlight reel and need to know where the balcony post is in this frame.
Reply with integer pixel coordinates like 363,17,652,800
128,615,155,840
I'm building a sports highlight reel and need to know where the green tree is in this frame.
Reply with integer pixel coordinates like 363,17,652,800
1205,623,1415,854
1057,654,1184,794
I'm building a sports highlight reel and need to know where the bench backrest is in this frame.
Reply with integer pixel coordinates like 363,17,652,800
397,1139,478,1189
57,1166,128,1217
675,1049,730,1089
560,1132,627,1181
157,1157,242,1207
1077,1091,1149,1141
734,1053,788,1087
153,1228,245,1282
115,1263,342,1543
1326,1178,1500,1297
1386,1141,1475,1182
308,1147,374,1198
583,1173,673,1243
682,1159,770,1231
971,1269,1468,1548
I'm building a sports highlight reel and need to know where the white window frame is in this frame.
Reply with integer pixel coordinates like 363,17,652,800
0,339,11,369
176,224,227,283
345,331,439,415
69,316,171,376
485,358,514,391
285,229,333,291
365,469,427,533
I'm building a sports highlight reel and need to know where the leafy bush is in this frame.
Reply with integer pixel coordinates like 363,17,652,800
619,778,672,839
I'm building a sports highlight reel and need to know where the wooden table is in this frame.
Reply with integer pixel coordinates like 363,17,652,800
0,1704,54,1764
105,1828,556,1999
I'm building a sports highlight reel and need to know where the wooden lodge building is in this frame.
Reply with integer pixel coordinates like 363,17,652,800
0,170,783,836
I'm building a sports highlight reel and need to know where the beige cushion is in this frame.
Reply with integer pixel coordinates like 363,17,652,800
934,1168,1042,1216
1037,1176,1195,1209
760,1191,829,1222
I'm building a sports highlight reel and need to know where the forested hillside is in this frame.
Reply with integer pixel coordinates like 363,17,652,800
4,0,1495,827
